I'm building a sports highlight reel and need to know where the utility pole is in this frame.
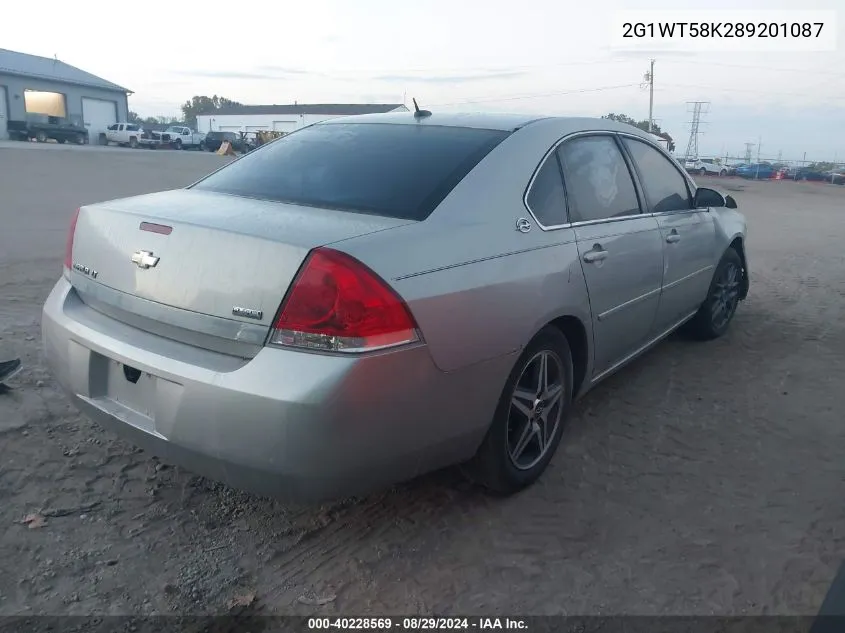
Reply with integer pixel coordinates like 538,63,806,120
647,59,655,133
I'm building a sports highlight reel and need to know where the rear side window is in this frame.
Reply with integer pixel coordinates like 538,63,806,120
126,124,140,132
622,138,691,214
193,123,510,221
526,154,568,226
557,135,640,223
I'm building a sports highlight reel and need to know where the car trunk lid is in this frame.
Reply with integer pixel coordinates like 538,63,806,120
68,189,414,357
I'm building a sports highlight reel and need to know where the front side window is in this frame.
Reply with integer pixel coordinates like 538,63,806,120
556,135,640,223
193,123,510,221
622,137,692,214
526,154,567,226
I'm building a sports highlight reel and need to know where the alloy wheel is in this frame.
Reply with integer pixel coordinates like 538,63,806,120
711,262,740,330
507,350,565,470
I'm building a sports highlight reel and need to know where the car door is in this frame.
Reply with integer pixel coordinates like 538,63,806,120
105,123,118,143
557,134,665,376
620,136,717,333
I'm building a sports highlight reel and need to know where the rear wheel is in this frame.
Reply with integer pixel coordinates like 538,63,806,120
466,326,573,494
35,131,48,143
719,169,727,177
129,137,138,149
699,167,707,176
683,248,743,340
57,138,66,144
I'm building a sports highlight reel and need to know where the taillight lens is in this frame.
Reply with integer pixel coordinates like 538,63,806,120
269,248,420,353
63,208,81,272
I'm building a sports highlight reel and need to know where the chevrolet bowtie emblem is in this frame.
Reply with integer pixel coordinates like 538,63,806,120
131,250,160,269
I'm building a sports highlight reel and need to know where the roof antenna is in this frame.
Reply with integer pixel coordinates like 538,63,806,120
412,98,431,119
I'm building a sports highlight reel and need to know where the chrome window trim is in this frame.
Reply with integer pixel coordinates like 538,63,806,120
523,129,656,232
616,131,699,201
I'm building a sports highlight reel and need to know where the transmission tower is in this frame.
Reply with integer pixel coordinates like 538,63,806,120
683,101,710,161
744,142,755,162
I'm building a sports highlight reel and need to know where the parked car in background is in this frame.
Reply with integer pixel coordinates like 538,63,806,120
44,113,749,502
793,167,828,182
8,115,88,145
736,163,776,179
105,123,144,148
684,158,727,177
725,163,746,176
163,126,206,150
204,131,246,153
829,170,845,185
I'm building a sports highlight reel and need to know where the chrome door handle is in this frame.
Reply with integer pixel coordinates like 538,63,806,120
665,232,681,244
583,249,608,263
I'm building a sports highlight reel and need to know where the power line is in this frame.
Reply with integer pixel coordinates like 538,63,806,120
661,59,845,78
659,82,843,100
428,83,642,107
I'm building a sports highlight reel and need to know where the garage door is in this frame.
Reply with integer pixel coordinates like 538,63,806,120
82,98,117,145
0,86,7,140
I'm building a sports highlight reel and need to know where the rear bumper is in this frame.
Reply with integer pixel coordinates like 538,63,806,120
42,278,503,501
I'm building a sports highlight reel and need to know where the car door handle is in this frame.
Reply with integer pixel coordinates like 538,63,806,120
665,232,681,244
583,248,608,263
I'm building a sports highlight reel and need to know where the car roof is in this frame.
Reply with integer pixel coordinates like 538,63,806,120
316,111,657,138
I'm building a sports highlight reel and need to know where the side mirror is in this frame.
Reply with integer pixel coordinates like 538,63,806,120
695,187,734,209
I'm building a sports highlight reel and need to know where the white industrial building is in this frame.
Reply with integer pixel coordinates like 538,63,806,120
196,103,408,134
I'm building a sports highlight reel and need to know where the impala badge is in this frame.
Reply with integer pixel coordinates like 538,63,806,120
232,306,263,320
131,250,159,269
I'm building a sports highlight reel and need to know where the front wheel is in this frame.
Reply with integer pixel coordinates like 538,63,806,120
699,167,707,176
719,169,727,177
129,137,138,149
465,326,574,494
683,248,744,341
173,139,182,150
35,131,48,143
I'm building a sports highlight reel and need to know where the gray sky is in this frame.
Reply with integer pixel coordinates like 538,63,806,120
6,0,843,161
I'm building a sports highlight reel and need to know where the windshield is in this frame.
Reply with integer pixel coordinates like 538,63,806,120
192,122,509,221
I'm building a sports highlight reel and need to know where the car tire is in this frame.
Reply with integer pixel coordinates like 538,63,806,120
683,248,744,341
465,326,574,495
719,169,727,177
129,137,138,149
76,134,86,145
57,138,66,144
173,139,182,150
35,131,47,143
699,167,707,176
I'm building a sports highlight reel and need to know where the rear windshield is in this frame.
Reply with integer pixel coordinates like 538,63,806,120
191,123,510,220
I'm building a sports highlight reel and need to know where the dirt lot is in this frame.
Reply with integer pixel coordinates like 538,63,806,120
1,144,844,617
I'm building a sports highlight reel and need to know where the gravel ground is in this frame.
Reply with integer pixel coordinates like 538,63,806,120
1,144,844,617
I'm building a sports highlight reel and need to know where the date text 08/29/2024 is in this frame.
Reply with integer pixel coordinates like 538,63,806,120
307,617,528,630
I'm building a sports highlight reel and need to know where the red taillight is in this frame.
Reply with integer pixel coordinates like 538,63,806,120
64,208,81,271
269,248,420,353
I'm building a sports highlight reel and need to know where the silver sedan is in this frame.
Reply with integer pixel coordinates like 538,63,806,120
42,112,749,501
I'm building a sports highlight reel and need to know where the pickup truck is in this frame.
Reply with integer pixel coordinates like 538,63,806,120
105,123,174,149
163,125,206,150
684,158,727,177
8,116,88,144
105,123,145,148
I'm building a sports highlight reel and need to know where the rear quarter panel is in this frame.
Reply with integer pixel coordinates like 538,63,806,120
333,121,595,374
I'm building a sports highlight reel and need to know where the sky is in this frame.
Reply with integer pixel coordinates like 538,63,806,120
4,0,844,162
